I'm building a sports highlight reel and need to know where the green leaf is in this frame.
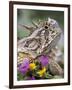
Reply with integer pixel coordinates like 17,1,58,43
17,72,25,81
44,72,54,79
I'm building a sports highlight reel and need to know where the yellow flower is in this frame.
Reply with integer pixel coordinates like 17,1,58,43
37,67,46,77
29,63,36,70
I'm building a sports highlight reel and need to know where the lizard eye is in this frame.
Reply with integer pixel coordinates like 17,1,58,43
45,25,48,29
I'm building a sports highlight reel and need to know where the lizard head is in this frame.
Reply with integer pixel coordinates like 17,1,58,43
38,18,60,32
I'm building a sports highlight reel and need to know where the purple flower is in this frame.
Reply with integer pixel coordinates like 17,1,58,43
31,76,35,80
39,55,49,66
18,58,29,74
27,76,35,80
